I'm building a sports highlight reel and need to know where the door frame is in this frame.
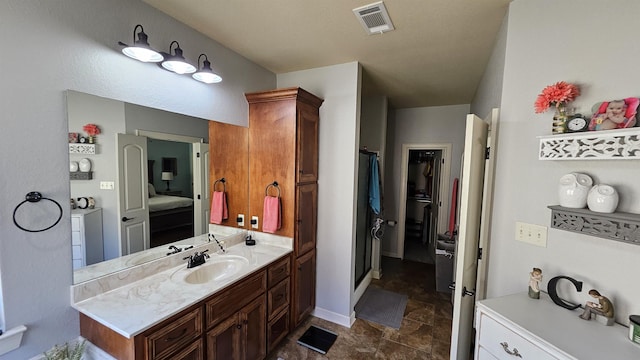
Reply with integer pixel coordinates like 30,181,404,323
397,143,452,259
135,130,207,235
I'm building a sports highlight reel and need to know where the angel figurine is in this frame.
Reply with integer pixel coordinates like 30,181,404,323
528,267,542,299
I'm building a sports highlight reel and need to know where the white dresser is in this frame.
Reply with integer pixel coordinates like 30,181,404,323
71,208,104,269
475,293,639,359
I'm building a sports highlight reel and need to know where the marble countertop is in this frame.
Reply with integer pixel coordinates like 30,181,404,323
72,236,292,338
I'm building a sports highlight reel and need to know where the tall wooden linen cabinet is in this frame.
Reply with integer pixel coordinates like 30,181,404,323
245,88,323,331
209,87,322,356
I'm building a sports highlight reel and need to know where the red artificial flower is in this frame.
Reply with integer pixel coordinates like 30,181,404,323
83,123,101,136
534,81,580,113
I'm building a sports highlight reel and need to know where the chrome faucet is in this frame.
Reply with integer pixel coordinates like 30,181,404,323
184,249,209,268
209,233,226,254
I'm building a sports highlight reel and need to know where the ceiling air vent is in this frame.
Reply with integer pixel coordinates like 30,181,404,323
353,1,395,35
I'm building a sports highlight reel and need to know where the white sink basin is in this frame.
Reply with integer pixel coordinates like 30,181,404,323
179,255,249,284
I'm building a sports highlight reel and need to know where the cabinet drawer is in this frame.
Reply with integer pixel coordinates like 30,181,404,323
206,270,266,328
71,231,81,245
268,278,290,320
170,339,203,360
267,307,290,353
268,256,290,288
72,245,83,259
144,307,202,360
478,313,556,360
477,346,499,360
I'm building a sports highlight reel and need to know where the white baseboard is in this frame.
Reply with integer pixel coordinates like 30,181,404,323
372,269,382,279
312,307,354,328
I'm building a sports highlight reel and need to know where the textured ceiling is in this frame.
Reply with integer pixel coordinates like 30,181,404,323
143,0,511,109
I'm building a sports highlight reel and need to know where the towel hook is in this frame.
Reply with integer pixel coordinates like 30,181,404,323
214,177,226,192
13,191,63,233
265,181,280,197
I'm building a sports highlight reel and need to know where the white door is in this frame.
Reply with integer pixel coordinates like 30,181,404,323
450,114,489,359
476,108,500,301
192,142,210,235
116,133,150,256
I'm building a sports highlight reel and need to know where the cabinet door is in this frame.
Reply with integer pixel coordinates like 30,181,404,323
296,102,319,184
207,315,241,360
292,249,316,327
240,295,266,360
295,184,317,256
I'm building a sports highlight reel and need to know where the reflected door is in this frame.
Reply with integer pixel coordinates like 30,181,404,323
117,133,150,256
193,142,210,235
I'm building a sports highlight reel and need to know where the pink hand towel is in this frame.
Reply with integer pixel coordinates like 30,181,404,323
210,191,228,224
263,195,281,233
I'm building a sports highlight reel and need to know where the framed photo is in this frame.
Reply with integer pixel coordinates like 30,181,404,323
68,132,79,143
589,97,639,131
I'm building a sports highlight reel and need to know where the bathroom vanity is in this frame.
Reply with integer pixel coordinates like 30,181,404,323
72,230,293,360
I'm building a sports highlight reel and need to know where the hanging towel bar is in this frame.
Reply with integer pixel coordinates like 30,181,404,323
214,178,226,192
265,181,280,197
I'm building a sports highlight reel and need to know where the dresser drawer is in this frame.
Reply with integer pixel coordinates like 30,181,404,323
268,278,290,320
478,312,557,360
144,307,203,360
268,255,290,288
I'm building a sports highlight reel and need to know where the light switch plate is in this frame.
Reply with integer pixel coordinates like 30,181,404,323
515,222,547,247
237,214,245,227
100,181,115,190
251,216,259,229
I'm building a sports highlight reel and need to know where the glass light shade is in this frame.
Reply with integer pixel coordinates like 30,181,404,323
162,60,196,74
192,71,222,84
122,46,163,63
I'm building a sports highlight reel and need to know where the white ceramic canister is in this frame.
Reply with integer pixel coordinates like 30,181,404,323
70,161,79,172
79,158,92,172
558,173,592,208
587,184,619,213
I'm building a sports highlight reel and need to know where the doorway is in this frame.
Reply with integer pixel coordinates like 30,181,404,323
397,144,451,263
135,130,209,248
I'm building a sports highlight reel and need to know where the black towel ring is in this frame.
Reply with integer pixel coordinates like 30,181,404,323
13,191,63,233
214,178,226,192
265,181,280,197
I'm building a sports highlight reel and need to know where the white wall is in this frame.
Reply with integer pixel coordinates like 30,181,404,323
482,0,640,323
0,1,274,358
277,62,362,326
383,104,470,256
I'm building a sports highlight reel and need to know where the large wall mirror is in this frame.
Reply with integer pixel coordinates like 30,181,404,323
67,90,216,284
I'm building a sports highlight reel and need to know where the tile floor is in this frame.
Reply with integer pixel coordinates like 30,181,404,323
269,257,453,359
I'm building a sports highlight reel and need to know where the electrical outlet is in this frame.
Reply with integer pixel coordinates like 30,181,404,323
100,181,115,190
237,214,245,227
251,216,259,229
515,222,547,247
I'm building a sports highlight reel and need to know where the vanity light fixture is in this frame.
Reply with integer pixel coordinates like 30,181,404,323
118,25,163,63
192,54,222,84
161,41,196,74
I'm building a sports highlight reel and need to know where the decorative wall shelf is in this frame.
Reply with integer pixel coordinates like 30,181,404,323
538,128,640,160
70,171,93,180
69,143,96,154
548,205,640,246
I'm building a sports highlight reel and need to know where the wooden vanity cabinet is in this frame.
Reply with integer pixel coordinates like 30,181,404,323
80,305,203,360
207,295,266,360
204,269,267,360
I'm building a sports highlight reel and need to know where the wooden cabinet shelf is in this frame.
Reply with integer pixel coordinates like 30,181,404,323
548,205,640,245
538,127,640,160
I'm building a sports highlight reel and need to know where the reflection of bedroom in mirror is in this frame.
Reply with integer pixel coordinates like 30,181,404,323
66,90,211,284
150,142,193,247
